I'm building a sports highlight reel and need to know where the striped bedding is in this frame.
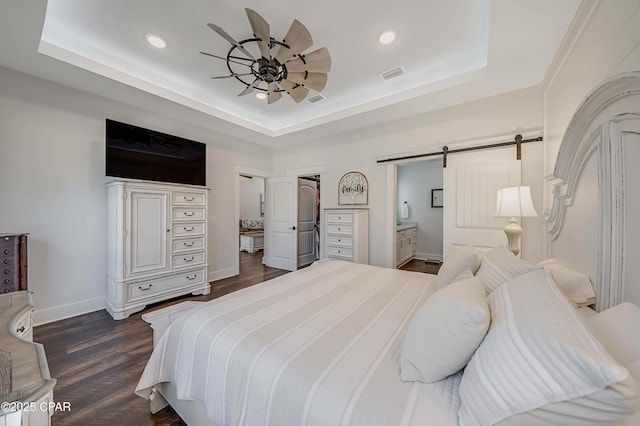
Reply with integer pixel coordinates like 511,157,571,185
136,259,461,426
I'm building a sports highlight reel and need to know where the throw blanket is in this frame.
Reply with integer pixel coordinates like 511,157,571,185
136,260,460,426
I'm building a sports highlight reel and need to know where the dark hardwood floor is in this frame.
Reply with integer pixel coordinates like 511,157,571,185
33,253,437,425
34,251,288,426
399,259,441,274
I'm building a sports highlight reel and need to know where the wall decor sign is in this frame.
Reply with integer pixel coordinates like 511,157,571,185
431,188,443,208
338,171,368,205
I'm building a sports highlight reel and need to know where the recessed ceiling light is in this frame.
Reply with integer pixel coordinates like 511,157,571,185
378,30,397,45
146,34,167,49
255,92,267,100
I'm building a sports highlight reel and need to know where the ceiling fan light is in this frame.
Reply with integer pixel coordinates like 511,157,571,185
146,34,167,49
378,30,397,45
255,92,267,100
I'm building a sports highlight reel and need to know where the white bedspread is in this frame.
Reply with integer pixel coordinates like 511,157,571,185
136,260,461,426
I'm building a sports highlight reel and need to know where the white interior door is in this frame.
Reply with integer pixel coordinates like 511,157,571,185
264,176,298,271
443,147,521,258
297,178,318,267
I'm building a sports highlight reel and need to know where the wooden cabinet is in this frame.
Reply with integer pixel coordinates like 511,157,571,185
0,291,56,426
106,181,210,320
324,209,368,264
396,226,417,267
0,234,28,294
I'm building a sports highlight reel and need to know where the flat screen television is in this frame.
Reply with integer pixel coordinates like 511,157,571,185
106,119,206,186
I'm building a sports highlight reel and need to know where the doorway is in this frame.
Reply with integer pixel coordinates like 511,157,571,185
395,160,444,269
238,174,266,275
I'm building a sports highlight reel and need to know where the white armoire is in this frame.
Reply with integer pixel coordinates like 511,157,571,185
106,180,210,319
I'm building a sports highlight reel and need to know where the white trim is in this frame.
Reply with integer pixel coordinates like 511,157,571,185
234,165,273,178
34,296,106,326
285,165,326,177
542,0,599,93
414,252,444,262
209,266,238,282
386,163,397,268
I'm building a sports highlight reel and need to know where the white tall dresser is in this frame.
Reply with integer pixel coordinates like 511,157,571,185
106,180,210,319
324,208,369,264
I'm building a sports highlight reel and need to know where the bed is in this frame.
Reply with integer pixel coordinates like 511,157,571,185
136,72,640,425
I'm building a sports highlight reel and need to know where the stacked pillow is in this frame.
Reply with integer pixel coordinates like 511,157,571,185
434,245,480,290
538,258,596,307
459,269,636,425
400,245,638,425
475,245,541,293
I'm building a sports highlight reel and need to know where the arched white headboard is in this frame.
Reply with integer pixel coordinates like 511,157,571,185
546,72,640,311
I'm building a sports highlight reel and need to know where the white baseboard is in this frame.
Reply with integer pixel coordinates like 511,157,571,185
34,296,107,326
414,252,443,262
209,266,238,282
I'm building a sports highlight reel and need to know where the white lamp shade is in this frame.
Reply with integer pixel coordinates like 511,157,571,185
495,186,538,218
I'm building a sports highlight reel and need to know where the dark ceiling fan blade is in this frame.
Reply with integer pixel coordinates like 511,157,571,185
279,79,309,103
210,72,254,79
274,19,313,63
199,51,253,67
206,23,255,59
284,72,327,92
245,8,271,59
237,79,261,96
285,47,331,73
267,82,282,104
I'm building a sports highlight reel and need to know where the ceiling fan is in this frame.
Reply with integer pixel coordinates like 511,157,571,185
200,8,331,104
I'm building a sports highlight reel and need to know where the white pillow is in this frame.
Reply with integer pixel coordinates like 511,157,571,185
400,276,489,383
539,258,596,307
435,245,480,290
475,245,540,293
459,269,630,426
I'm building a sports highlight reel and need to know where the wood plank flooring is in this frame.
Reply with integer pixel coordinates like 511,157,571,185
33,253,437,425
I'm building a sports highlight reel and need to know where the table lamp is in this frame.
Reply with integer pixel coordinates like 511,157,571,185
494,186,538,256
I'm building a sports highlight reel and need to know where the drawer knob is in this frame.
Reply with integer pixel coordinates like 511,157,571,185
3,279,9,284
138,284,153,291
184,227,194,232
183,242,195,247
3,289,8,293
184,211,195,217
3,259,9,264
16,325,25,333
3,269,9,275
3,249,8,255
186,274,197,280
183,196,195,201
184,257,194,262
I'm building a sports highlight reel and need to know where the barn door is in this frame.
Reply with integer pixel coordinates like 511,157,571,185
442,147,521,258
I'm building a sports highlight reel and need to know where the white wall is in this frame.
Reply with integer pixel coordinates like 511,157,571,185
544,0,640,190
397,160,443,260
0,66,274,324
239,177,264,220
274,86,545,267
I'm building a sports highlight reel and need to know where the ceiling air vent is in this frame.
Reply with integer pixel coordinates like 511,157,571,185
380,66,405,81
306,94,325,104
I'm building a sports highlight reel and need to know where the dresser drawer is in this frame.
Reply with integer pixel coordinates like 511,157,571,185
172,236,206,253
171,251,205,268
327,235,353,247
326,224,353,235
127,269,206,301
326,213,353,224
327,246,353,259
173,207,206,221
172,222,206,237
172,191,206,206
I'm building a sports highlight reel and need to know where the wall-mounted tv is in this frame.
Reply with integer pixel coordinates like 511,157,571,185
106,119,206,186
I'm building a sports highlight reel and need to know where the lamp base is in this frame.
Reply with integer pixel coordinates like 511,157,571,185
504,217,522,256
